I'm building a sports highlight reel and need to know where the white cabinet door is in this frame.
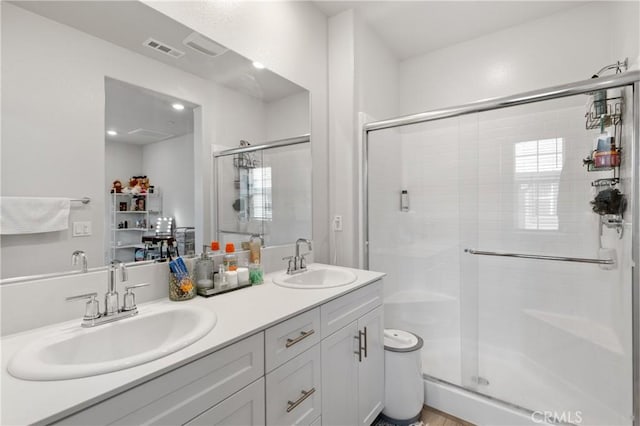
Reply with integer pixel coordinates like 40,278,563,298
357,305,384,426
320,281,382,338
321,321,359,426
186,378,265,426
266,345,322,426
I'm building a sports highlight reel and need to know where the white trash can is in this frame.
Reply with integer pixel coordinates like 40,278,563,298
381,329,424,425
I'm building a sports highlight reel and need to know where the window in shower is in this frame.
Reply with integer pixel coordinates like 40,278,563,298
249,167,272,220
515,138,563,230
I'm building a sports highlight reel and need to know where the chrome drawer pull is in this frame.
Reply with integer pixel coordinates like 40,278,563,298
285,329,315,348
286,387,316,413
363,326,368,358
354,334,362,362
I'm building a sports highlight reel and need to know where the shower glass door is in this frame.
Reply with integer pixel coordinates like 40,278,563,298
471,91,633,426
366,87,635,426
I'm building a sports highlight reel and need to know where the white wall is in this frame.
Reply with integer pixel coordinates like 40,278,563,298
143,1,329,263
328,10,400,268
328,10,357,268
105,142,144,190
266,91,310,142
399,2,640,115
143,134,195,230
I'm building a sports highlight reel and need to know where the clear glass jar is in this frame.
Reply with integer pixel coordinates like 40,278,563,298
249,261,264,285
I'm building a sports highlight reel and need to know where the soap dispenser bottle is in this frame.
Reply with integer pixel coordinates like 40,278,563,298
195,246,214,290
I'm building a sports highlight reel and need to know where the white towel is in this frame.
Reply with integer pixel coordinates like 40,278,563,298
1,197,71,234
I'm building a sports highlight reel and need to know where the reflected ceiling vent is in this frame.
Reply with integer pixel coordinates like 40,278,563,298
128,128,174,143
182,32,228,57
143,38,185,58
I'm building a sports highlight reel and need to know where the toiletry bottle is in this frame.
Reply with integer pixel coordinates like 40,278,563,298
214,265,227,289
210,240,221,255
249,234,261,264
195,246,214,290
401,190,409,212
223,243,238,271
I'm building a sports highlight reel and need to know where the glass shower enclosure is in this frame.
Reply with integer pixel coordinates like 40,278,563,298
364,72,639,426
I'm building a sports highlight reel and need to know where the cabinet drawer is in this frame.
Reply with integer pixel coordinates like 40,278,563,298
266,345,322,426
265,307,320,372
321,280,382,338
186,378,265,426
56,333,264,425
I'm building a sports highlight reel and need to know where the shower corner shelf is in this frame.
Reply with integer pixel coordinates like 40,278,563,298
591,178,619,187
582,148,622,173
585,96,623,130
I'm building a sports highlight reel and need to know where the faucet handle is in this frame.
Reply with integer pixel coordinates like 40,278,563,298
282,256,295,273
66,292,100,320
125,283,150,291
123,283,150,312
299,253,310,270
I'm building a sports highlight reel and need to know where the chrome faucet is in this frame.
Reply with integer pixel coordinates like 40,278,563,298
66,260,149,328
106,260,128,315
283,238,312,275
71,250,88,273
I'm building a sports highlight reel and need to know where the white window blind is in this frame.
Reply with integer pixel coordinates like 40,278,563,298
515,139,563,230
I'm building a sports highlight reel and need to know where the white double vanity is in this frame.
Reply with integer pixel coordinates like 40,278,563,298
1,264,385,426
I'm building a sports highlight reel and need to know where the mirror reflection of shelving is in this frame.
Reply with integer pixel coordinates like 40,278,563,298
110,191,162,263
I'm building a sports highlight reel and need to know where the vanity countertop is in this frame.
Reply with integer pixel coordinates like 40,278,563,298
1,263,385,426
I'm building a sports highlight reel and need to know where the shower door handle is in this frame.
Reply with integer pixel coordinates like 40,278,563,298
464,248,615,265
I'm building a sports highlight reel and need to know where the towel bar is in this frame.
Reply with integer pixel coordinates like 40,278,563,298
71,197,91,204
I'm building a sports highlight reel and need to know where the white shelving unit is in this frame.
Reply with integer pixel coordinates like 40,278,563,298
109,191,162,263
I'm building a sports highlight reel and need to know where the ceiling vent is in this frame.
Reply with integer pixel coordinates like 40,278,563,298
143,38,185,59
127,128,174,143
183,32,228,57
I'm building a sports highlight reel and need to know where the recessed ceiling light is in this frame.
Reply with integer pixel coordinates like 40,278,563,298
107,130,118,136
252,61,265,70
172,103,185,111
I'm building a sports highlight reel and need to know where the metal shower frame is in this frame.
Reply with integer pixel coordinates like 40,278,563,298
362,70,640,425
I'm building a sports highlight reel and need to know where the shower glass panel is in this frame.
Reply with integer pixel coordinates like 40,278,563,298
367,87,634,425
368,114,481,387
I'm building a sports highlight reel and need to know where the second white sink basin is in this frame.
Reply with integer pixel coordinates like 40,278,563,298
8,305,217,381
273,265,357,289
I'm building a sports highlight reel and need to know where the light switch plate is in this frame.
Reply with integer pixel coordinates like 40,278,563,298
72,221,92,237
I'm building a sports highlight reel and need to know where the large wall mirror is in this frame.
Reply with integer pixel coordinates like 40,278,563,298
1,1,311,279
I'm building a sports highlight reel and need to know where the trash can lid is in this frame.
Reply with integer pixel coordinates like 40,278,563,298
384,329,423,352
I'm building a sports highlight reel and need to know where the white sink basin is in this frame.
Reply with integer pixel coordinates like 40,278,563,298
272,266,357,289
8,305,217,381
